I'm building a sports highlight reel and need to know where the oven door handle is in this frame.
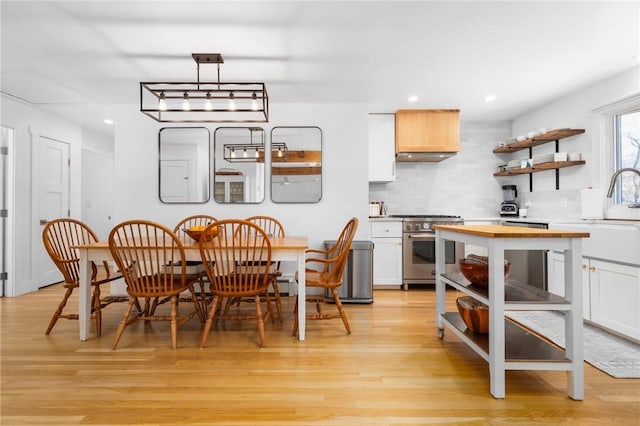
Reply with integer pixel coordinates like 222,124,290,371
406,233,435,239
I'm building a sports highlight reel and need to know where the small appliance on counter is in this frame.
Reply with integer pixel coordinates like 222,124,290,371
500,185,519,216
369,201,387,216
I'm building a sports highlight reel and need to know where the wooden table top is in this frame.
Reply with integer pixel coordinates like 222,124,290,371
432,224,590,238
72,236,309,250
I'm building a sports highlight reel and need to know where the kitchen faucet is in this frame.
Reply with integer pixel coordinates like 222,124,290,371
606,167,640,208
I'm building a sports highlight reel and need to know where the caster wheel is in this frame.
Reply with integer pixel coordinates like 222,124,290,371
437,327,445,339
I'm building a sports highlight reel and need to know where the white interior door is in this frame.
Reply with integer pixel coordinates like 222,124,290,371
160,160,193,202
82,150,114,240
36,136,70,287
0,126,14,297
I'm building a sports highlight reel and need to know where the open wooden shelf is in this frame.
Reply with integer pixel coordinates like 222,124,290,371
493,160,586,177
493,128,585,154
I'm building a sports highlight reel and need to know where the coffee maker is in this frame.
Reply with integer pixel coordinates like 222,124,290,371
500,185,519,216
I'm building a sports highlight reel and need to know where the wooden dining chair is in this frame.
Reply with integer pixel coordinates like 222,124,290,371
242,215,285,323
198,219,273,348
172,214,217,317
42,218,123,336
108,220,203,350
293,217,358,337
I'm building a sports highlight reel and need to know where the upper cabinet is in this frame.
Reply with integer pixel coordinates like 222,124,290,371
368,113,396,182
395,109,460,162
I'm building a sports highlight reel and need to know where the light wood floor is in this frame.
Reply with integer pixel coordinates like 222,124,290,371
1,285,639,425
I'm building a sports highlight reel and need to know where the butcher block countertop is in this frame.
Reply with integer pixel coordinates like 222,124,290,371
432,224,590,238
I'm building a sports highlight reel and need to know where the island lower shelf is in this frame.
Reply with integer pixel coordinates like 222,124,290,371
441,312,572,370
441,272,571,311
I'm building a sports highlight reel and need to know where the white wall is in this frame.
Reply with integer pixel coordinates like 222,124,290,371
0,94,83,296
369,121,512,219
112,102,370,277
511,67,640,218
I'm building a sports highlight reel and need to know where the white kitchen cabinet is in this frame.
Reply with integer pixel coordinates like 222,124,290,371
547,251,640,340
547,251,591,320
368,113,396,182
371,220,402,286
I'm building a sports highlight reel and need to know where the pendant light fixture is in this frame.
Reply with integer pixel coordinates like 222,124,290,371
140,53,269,122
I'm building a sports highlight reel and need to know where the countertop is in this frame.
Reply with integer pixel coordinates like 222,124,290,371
432,224,590,238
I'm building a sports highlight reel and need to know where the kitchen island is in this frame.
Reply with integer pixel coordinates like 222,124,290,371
433,224,589,399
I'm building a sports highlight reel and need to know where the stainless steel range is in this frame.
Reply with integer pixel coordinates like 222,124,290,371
392,215,464,290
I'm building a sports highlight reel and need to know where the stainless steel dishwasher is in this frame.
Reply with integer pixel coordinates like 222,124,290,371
503,220,548,290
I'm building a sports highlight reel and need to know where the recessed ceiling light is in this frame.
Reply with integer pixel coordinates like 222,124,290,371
633,54,640,61
485,94,497,103
103,118,114,125
408,95,418,103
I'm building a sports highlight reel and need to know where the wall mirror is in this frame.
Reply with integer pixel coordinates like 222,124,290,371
159,127,210,203
270,126,322,203
213,127,265,203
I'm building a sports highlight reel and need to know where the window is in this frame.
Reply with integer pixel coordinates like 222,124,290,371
614,109,640,205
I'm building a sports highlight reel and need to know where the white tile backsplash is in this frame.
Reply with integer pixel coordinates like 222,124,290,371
369,121,512,219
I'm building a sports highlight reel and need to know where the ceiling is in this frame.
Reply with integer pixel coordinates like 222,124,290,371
1,1,638,137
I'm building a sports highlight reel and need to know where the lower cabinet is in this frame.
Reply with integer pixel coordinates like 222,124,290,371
371,220,402,287
547,251,640,340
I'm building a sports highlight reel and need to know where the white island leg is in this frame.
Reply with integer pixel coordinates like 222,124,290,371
487,238,506,398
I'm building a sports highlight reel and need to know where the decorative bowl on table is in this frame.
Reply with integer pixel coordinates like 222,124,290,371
458,254,511,287
183,226,218,242
456,296,489,333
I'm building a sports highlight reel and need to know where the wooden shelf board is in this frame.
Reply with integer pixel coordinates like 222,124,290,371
493,128,585,154
493,161,585,177
441,312,570,364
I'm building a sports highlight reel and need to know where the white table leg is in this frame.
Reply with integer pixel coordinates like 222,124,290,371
297,248,306,341
78,248,92,341
488,238,505,399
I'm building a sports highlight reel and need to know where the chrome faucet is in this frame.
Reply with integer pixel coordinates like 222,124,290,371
606,167,640,208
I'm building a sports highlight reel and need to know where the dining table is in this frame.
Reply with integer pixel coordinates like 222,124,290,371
73,235,309,341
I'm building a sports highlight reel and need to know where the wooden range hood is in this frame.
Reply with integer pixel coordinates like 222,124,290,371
395,109,460,162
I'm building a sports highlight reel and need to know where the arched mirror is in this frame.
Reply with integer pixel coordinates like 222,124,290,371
159,127,210,203
270,126,322,203
213,127,265,204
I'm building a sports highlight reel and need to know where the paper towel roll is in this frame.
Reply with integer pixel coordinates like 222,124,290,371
580,188,603,219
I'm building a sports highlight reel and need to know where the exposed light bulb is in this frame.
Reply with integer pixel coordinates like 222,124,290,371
182,92,190,111
204,92,213,111
277,148,283,158
243,147,248,158
251,92,258,111
230,148,236,158
254,149,260,158
228,92,236,111
158,92,167,111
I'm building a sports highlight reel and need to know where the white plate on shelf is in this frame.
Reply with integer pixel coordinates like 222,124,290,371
532,153,554,165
